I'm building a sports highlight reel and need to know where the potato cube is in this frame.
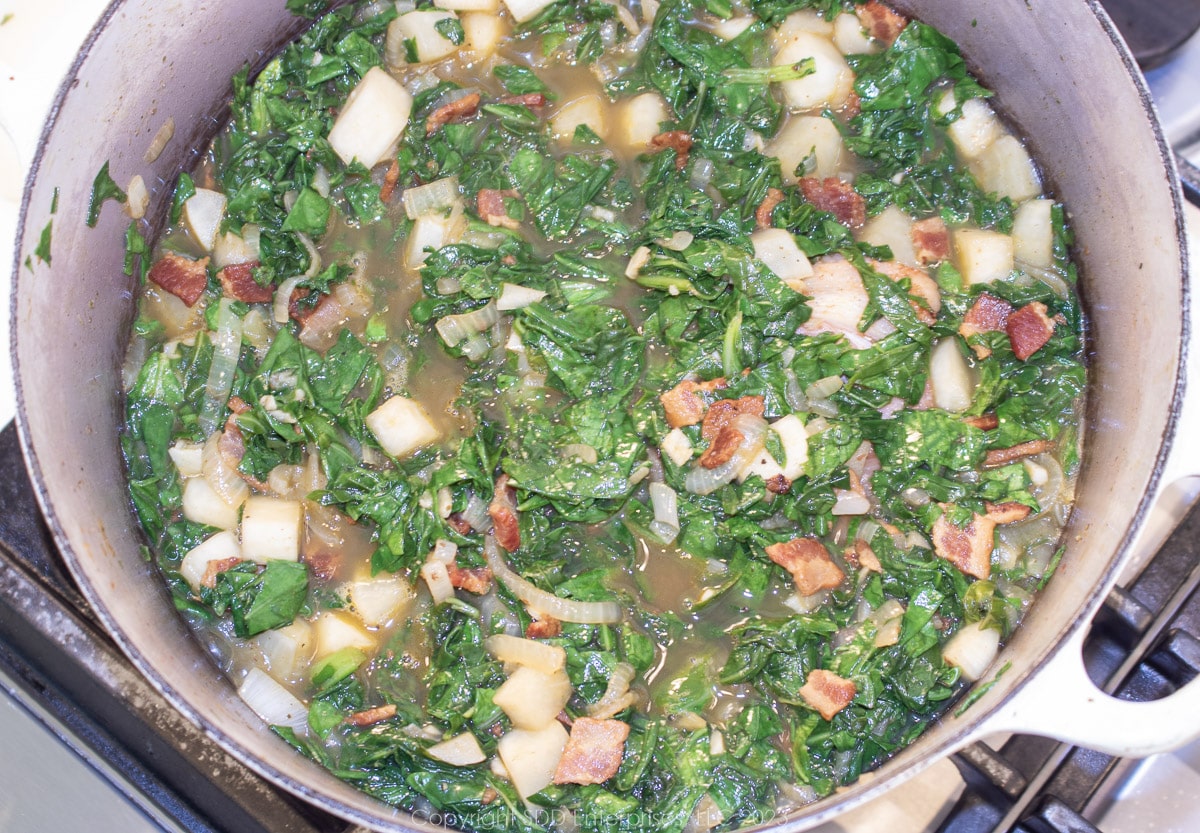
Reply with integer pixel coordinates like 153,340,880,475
552,95,608,143
775,9,834,41
366,395,441,459
183,188,227,253
347,575,416,627
389,10,462,64
1012,198,1055,269
240,496,303,563
313,610,376,658
327,66,414,169
774,32,853,112
752,228,814,285
179,530,243,592
939,90,1002,161
497,723,570,798
182,477,244,530
970,134,1042,203
460,11,507,57
766,114,845,183
492,666,572,730
928,338,975,413
617,92,669,150
954,228,1014,285
858,205,917,267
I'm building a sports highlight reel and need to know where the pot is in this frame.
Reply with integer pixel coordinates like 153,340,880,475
8,0,1200,830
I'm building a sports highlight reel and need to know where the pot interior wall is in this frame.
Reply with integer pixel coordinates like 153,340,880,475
11,0,1186,830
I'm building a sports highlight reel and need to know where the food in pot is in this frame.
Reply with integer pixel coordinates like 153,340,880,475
118,0,1085,828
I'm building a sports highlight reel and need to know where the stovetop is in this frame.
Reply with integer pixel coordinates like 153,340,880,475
3,2,1200,832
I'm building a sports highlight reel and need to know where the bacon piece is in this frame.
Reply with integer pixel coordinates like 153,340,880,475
498,92,548,108
201,557,243,589
447,561,493,595
911,217,951,265
913,376,936,411
305,548,342,581
843,90,862,120
932,509,996,580
481,787,500,805
446,514,475,536
1007,301,1057,361
857,0,909,45
552,718,631,786
798,255,873,347
799,669,857,721
755,187,785,230
853,539,883,573
218,260,273,303
700,396,765,442
964,413,999,431
985,501,1033,525
219,415,270,491
526,615,562,639
799,177,866,228
871,259,941,324
426,92,481,135
766,474,792,495
698,426,744,469
379,159,401,203
227,396,252,415
765,537,846,596
659,377,728,429
984,439,1053,468
289,286,319,325
489,474,521,552
149,252,209,307
650,130,694,172
477,188,521,229
345,704,398,727
959,292,1014,358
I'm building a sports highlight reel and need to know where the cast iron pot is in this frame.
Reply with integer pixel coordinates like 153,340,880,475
9,0,1200,830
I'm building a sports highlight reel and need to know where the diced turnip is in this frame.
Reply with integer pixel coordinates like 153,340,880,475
347,575,416,627
240,496,303,563
237,667,308,731
775,9,834,41
772,414,809,480
212,226,260,269
928,338,975,412
939,90,1002,161
738,448,785,483
774,33,854,112
954,229,1014,285
327,66,414,169
765,114,845,183
427,732,487,766
484,634,567,675
389,10,462,64
832,12,878,55
460,10,508,56
751,228,814,285
183,188,227,253
492,665,572,730
660,428,694,467
711,15,754,40
501,0,560,23
551,95,608,143
143,287,205,341
942,621,1001,682
169,441,204,478
1012,198,1055,269
434,0,496,11
497,722,570,798
253,619,314,679
405,213,459,268
179,530,243,592
858,205,917,266
970,135,1042,203
617,92,669,150
182,476,243,530
313,610,376,658
366,395,441,459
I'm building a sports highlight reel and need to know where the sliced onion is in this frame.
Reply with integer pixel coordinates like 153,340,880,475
462,493,492,532
648,482,680,545
588,661,637,719
421,560,456,605
563,443,599,465
657,231,693,251
404,176,462,220
238,668,308,731
805,416,830,437
436,301,499,348
805,375,844,401
202,432,249,509
273,275,305,324
783,369,807,411
855,520,878,544
461,334,491,363
497,283,548,311
684,414,768,496
199,299,245,434
435,276,462,295
485,634,567,674
430,539,459,565
485,535,622,624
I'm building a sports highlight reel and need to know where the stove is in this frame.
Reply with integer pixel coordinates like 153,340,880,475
2,3,1200,832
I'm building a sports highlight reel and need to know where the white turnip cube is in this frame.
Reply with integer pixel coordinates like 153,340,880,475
618,92,669,150
253,619,314,680
212,227,260,269
929,338,975,412
313,611,376,658
954,228,1014,285
711,15,754,41
327,66,414,169
774,32,853,112
406,214,455,268
500,0,559,23
771,414,809,480
832,12,878,55
347,575,415,627
492,666,572,730
942,621,1001,682
970,134,1041,203
484,634,568,675
751,228,814,284
939,90,1001,161
766,114,845,183
183,188,227,253
738,449,785,484
366,395,441,459
497,723,570,798
775,9,834,40
240,496,303,563
858,205,917,266
1012,198,1054,269
427,732,487,766
169,441,204,478
180,530,243,592
389,10,462,64
460,11,507,57
552,95,608,143
182,477,244,530
660,428,694,467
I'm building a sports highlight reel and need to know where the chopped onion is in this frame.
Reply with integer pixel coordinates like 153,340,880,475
485,634,567,674
199,299,244,434
783,369,807,411
807,397,839,418
485,536,622,624
201,432,249,509
805,375,844,401
462,493,491,532
689,156,715,190
273,275,305,324
421,560,456,605
429,538,459,565
237,668,308,731
684,414,768,496
436,300,499,348
805,416,830,437
657,230,693,251
497,283,548,311
588,661,638,719
461,334,491,363
902,487,931,508
435,276,462,295
625,245,651,279
427,732,487,766
855,520,879,544
905,531,931,550
562,443,599,465
404,176,462,220
833,489,871,516
143,116,175,164
648,482,681,545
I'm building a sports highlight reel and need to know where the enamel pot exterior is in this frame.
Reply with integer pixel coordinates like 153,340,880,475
9,0,1190,830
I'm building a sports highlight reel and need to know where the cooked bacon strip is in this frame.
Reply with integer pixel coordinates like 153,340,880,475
217,416,270,491
659,377,727,429
700,395,765,442
447,561,493,595
911,217,951,265
755,187,785,230
446,514,475,536
799,177,866,228
698,425,745,469
765,474,792,495
218,260,272,303
959,292,1014,358
765,537,846,596
983,439,1053,468
288,286,319,325
426,92,481,135
932,509,996,579
304,548,342,581
552,717,631,786
379,159,401,203
201,557,243,589
871,259,941,324
345,704,398,727
149,252,209,307
498,92,548,108
227,396,252,415
964,413,999,431
650,130,694,171
853,539,883,573
1007,301,1056,360
985,501,1033,524
477,188,521,229
799,669,857,721
843,90,862,120
526,615,562,639
489,474,521,552
857,0,909,45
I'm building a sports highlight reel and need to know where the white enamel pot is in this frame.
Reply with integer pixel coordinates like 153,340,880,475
8,0,1200,830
